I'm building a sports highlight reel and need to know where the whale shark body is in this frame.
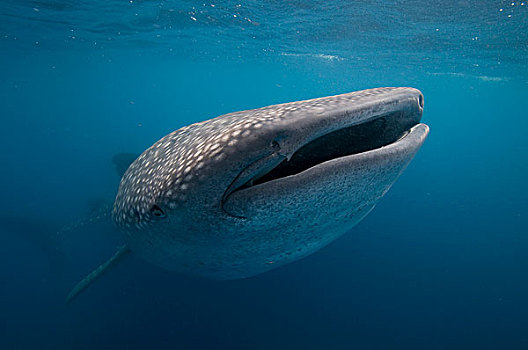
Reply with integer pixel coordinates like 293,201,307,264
67,87,429,302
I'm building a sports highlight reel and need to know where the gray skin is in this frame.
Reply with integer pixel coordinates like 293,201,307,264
67,87,428,302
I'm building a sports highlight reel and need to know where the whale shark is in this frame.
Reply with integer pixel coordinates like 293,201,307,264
67,87,429,302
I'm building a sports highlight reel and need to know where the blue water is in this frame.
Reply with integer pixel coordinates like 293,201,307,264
1,1,527,349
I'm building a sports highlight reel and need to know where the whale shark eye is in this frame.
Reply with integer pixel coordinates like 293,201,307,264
150,205,166,218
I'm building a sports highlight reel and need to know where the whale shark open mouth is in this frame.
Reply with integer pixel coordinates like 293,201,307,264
230,110,420,195
253,112,416,186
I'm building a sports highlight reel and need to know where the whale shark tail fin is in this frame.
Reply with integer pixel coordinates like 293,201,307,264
66,245,131,304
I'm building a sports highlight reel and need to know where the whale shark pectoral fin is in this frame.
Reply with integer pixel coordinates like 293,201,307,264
66,245,131,304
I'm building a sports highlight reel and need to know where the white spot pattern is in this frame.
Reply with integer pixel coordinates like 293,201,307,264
112,87,412,228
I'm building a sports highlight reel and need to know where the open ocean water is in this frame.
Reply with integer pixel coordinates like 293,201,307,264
1,1,527,349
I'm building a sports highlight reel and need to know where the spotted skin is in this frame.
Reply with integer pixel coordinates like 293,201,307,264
111,87,428,279
115,87,416,226
67,87,428,302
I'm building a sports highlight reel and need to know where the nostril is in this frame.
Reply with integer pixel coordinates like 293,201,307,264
418,94,424,109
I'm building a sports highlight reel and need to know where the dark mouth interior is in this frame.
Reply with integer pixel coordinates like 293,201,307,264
248,112,416,187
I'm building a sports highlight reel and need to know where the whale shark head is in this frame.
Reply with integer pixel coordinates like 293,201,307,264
112,87,428,279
